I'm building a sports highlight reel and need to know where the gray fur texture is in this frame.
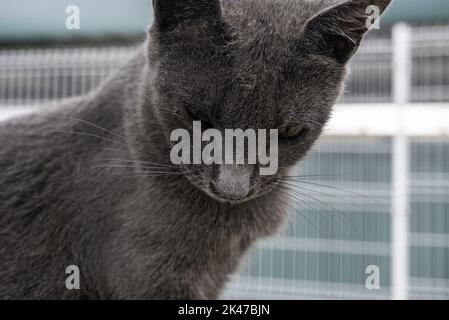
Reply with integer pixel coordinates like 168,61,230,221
0,0,391,299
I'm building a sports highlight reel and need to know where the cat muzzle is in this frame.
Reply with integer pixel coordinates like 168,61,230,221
210,164,254,201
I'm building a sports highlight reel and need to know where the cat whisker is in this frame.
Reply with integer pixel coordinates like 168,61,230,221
274,188,329,235
274,190,322,233
279,177,384,205
131,171,184,176
85,147,130,153
279,181,362,228
99,159,179,169
41,115,129,143
283,173,348,180
278,183,361,239
271,193,297,237
93,165,181,174
279,180,368,209
51,130,129,147
118,173,185,180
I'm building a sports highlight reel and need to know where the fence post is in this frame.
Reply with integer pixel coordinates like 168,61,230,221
391,23,412,300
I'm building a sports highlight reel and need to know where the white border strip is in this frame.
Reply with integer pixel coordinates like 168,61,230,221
327,103,449,136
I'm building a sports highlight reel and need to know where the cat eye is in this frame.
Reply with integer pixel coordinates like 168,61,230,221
279,125,308,140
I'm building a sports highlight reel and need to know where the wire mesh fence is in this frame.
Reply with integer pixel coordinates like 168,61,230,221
0,46,134,106
0,23,449,300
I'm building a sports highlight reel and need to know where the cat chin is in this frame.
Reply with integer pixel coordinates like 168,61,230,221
204,190,255,205
203,184,280,205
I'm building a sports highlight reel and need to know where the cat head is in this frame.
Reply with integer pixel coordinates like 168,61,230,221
144,0,391,203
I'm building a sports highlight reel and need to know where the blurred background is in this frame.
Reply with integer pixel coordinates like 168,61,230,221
1,0,449,300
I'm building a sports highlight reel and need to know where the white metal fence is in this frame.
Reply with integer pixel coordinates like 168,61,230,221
1,23,449,300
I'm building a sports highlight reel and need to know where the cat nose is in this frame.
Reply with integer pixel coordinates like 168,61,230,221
211,165,254,200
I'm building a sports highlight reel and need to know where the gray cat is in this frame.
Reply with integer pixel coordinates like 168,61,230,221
0,0,391,299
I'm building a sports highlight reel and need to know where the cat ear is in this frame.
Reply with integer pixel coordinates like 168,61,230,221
303,0,392,64
152,0,223,32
